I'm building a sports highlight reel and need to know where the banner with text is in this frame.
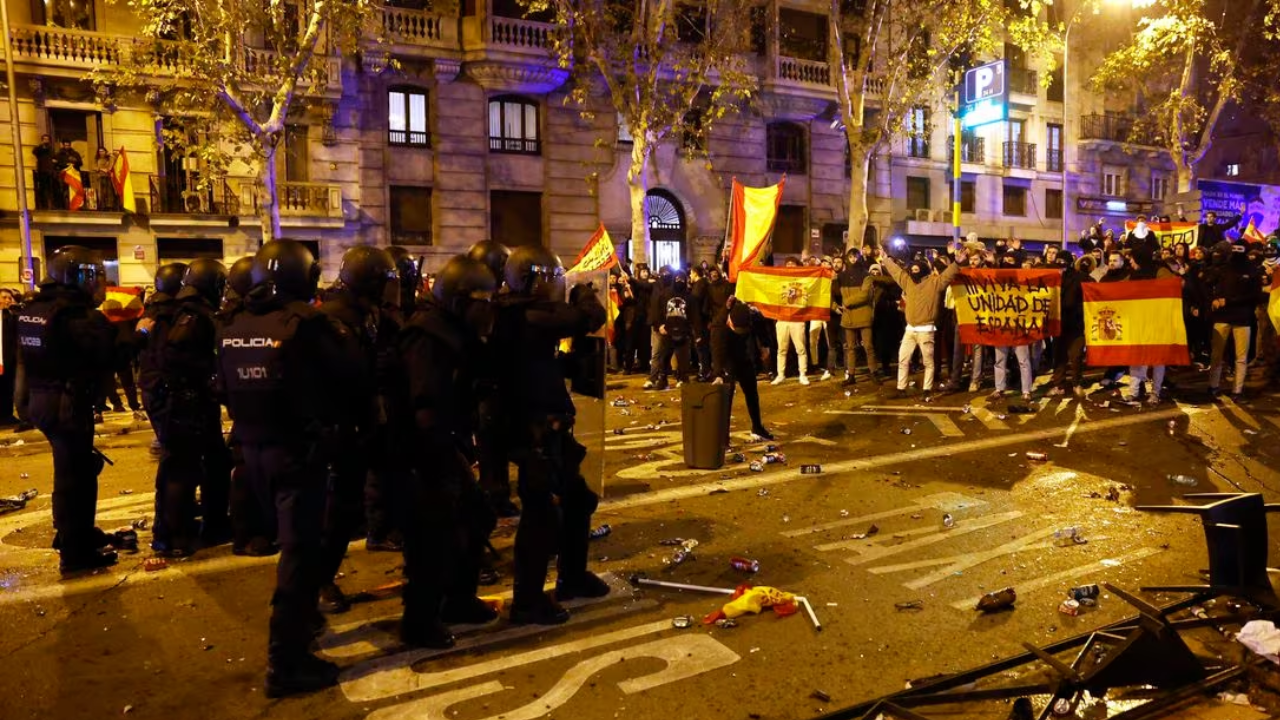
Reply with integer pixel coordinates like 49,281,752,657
952,269,1061,346
1123,221,1200,249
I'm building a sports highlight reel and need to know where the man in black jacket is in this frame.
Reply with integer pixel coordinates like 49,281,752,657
689,266,712,380
1205,242,1259,398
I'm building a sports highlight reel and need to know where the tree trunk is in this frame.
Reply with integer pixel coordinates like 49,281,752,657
627,138,650,266
846,143,872,251
1174,160,1195,195
260,143,283,246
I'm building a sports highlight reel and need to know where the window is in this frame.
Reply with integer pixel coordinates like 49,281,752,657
680,110,705,153
675,4,706,43
156,238,224,265
488,96,540,155
1047,65,1064,102
774,205,807,254
390,186,433,245
906,106,929,158
749,6,767,55
491,190,543,247
1150,173,1169,200
906,176,930,210
389,88,429,147
1046,188,1063,219
1102,166,1124,196
1002,182,1027,216
779,9,828,61
1226,163,1240,177
617,112,633,145
282,125,309,182
961,180,976,214
32,0,95,29
1046,123,1063,172
766,122,807,174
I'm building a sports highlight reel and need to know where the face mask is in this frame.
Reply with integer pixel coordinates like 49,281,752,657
909,266,927,282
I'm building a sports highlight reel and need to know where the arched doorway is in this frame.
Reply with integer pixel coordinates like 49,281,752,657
645,189,686,270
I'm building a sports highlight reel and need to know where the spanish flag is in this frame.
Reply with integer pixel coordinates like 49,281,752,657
101,286,145,323
110,147,137,214
952,269,1061,347
567,223,618,274
62,166,85,211
1243,218,1266,244
726,178,785,281
1267,271,1280,334
735,265,833,322
1082,278,1189,366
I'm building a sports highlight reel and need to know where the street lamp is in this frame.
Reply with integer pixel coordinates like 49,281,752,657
1060,0,1142,248
0,0,34,288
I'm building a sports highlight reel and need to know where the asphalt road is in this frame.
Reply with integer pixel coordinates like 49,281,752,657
1,365,1279,720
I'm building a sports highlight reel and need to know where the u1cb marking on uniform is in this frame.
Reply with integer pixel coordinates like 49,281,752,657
363,635,740,720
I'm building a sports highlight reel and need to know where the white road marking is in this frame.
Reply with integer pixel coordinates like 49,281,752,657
599,408,1191,513
835,511,1025,562
824,409,964,438
967,395,1010,431
1053,403,1088,448
341,611,669,703
948,546,1164,610
781,492,986,539
869,524,1057,589
364,635,740,720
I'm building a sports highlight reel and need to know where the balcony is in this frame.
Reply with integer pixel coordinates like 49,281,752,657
243,182,344,223
148,174,240,215
1008,67,1037,97
1079,113,1161,146
905,136,930,159
777,56,830,86
947,136,986,164
378,4,458,52
488,15,553,51
1046,148,1063,172
1002,141,1037,170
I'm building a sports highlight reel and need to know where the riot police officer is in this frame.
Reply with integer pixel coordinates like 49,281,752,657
386,247,422,320
495,245,609,624
138,262,188,413
150,259,232,556
467,240,517,518
18,246,118,573
216,240,363,697
399,255,501,647
317,246,393,613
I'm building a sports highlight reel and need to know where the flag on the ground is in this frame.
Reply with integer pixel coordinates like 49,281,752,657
62,167,85,211
1268,272,1280,334
734,265,833,322
101,286,145,323
567,223,618,274
1123,221,1200,249
726,178,785,281
1243,218,1266,244
951,269,1061,346
110,147,136,214
1082,278,1189,366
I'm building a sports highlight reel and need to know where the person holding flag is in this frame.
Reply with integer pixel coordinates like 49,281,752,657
881,243,968,402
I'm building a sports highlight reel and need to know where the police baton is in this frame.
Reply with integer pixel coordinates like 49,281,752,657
92,447,114,466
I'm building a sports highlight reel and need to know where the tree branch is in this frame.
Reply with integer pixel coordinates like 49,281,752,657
264,0,328,133
216,85,264,138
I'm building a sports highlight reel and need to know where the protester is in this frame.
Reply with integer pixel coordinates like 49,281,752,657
772,257,810,386
1205,241,1260,399
881,245,966,401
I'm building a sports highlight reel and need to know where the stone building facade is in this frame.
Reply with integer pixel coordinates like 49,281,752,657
0,0,1228,287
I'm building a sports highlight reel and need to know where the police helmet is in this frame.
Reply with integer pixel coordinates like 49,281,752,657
386,246,422,309
154,262,189,296
182,258,228,306
251,239,320,301
226,256,256,300
433,255,497,314
504,245,565,300
42,245,107,300
466,240,511,283
338,245,396,302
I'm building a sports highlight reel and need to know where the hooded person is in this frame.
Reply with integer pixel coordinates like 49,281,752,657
711,297,772,440
880,245,967,400
1205,241,1260,399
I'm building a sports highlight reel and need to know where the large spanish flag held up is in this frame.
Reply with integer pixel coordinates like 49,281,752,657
101,286,145,323
1082,278,1190,366
726,178,785,281
735,265,833,322
952,269,1062,347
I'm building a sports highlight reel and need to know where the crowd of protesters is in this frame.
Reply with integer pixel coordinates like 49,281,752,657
606,209,1279,407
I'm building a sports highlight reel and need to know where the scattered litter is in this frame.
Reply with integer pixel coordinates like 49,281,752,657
611,398,630,408
1025,452,1048,461
0,488,39,515
781,514,790,523
1052,698,1072,715
750,647,760,653
976,587,1017,613
1100,558,1123,567
1058,599,1081,616
1106,486,1121,502
11,439,23,447
1008,452,1018,458
1217,692,1252,706
796,596,822,631
757,488,769,497
123,706,134,714
730,557,760,573
894,600,924,611
810,690,831,703
1244,429,1259,436
728,453,747,463
995,414,1008,420
910,513,923,520
849,524,879,540
1237,620,1280,664
1069,584,1100,601
119,489,133,495
713,618,738,629
962,404,972,414
19,473,28,479
1167,474,1198,486
613,428,626,435
800,464,822,474
901,428,912,435
131,517,150,530
826,602,838,607
35,607,45,617
838,509,849,517
1053,527,1087,546
748,461,764,473
942,513,955,528
671,616,694,629
619,409,632,416
143,558,168,572
762,452,786,465
588,525,612,540
1099,401,1111,409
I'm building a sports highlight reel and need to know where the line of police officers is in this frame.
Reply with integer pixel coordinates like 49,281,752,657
18,238,608,698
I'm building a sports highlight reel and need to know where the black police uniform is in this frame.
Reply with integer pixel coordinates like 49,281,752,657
495,282,607,622
151,286,232,553
137,290,182,414
217,282,363,694
18,284,116,569
399,299,498,644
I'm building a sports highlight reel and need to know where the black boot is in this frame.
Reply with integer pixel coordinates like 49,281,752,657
401,616,456,649
510,591,570,625
264,651,340,699
317,583,351,614
59,546,118,574
555,571,611,602
441,595,500,625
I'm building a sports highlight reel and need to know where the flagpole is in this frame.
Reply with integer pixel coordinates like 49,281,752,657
1,0,34,289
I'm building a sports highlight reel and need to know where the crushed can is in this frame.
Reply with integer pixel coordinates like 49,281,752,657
659,538,685,546
611,398,630,407
800,465,822,474
901,428,912,435
728,452,747,463
976,587,1017,612
671,616,693,629
669,549,692,566
1026,451,1048,461
613,428,626,435
763,452,787,465
1069,584,1100,601
1058,599,1081,616
1053,526,1084,545
589,524,612,540
714,618,738,629
729,557,760,573
942,513,955,528
749,461,765,472
765,444,780,453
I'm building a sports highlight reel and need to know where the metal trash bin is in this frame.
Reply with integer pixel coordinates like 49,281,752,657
681,382,735,469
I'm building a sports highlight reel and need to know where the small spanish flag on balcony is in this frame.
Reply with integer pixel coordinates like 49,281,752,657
1082,278,1189,366
62,166,85,211
734,265,833,322
111,147,137,214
